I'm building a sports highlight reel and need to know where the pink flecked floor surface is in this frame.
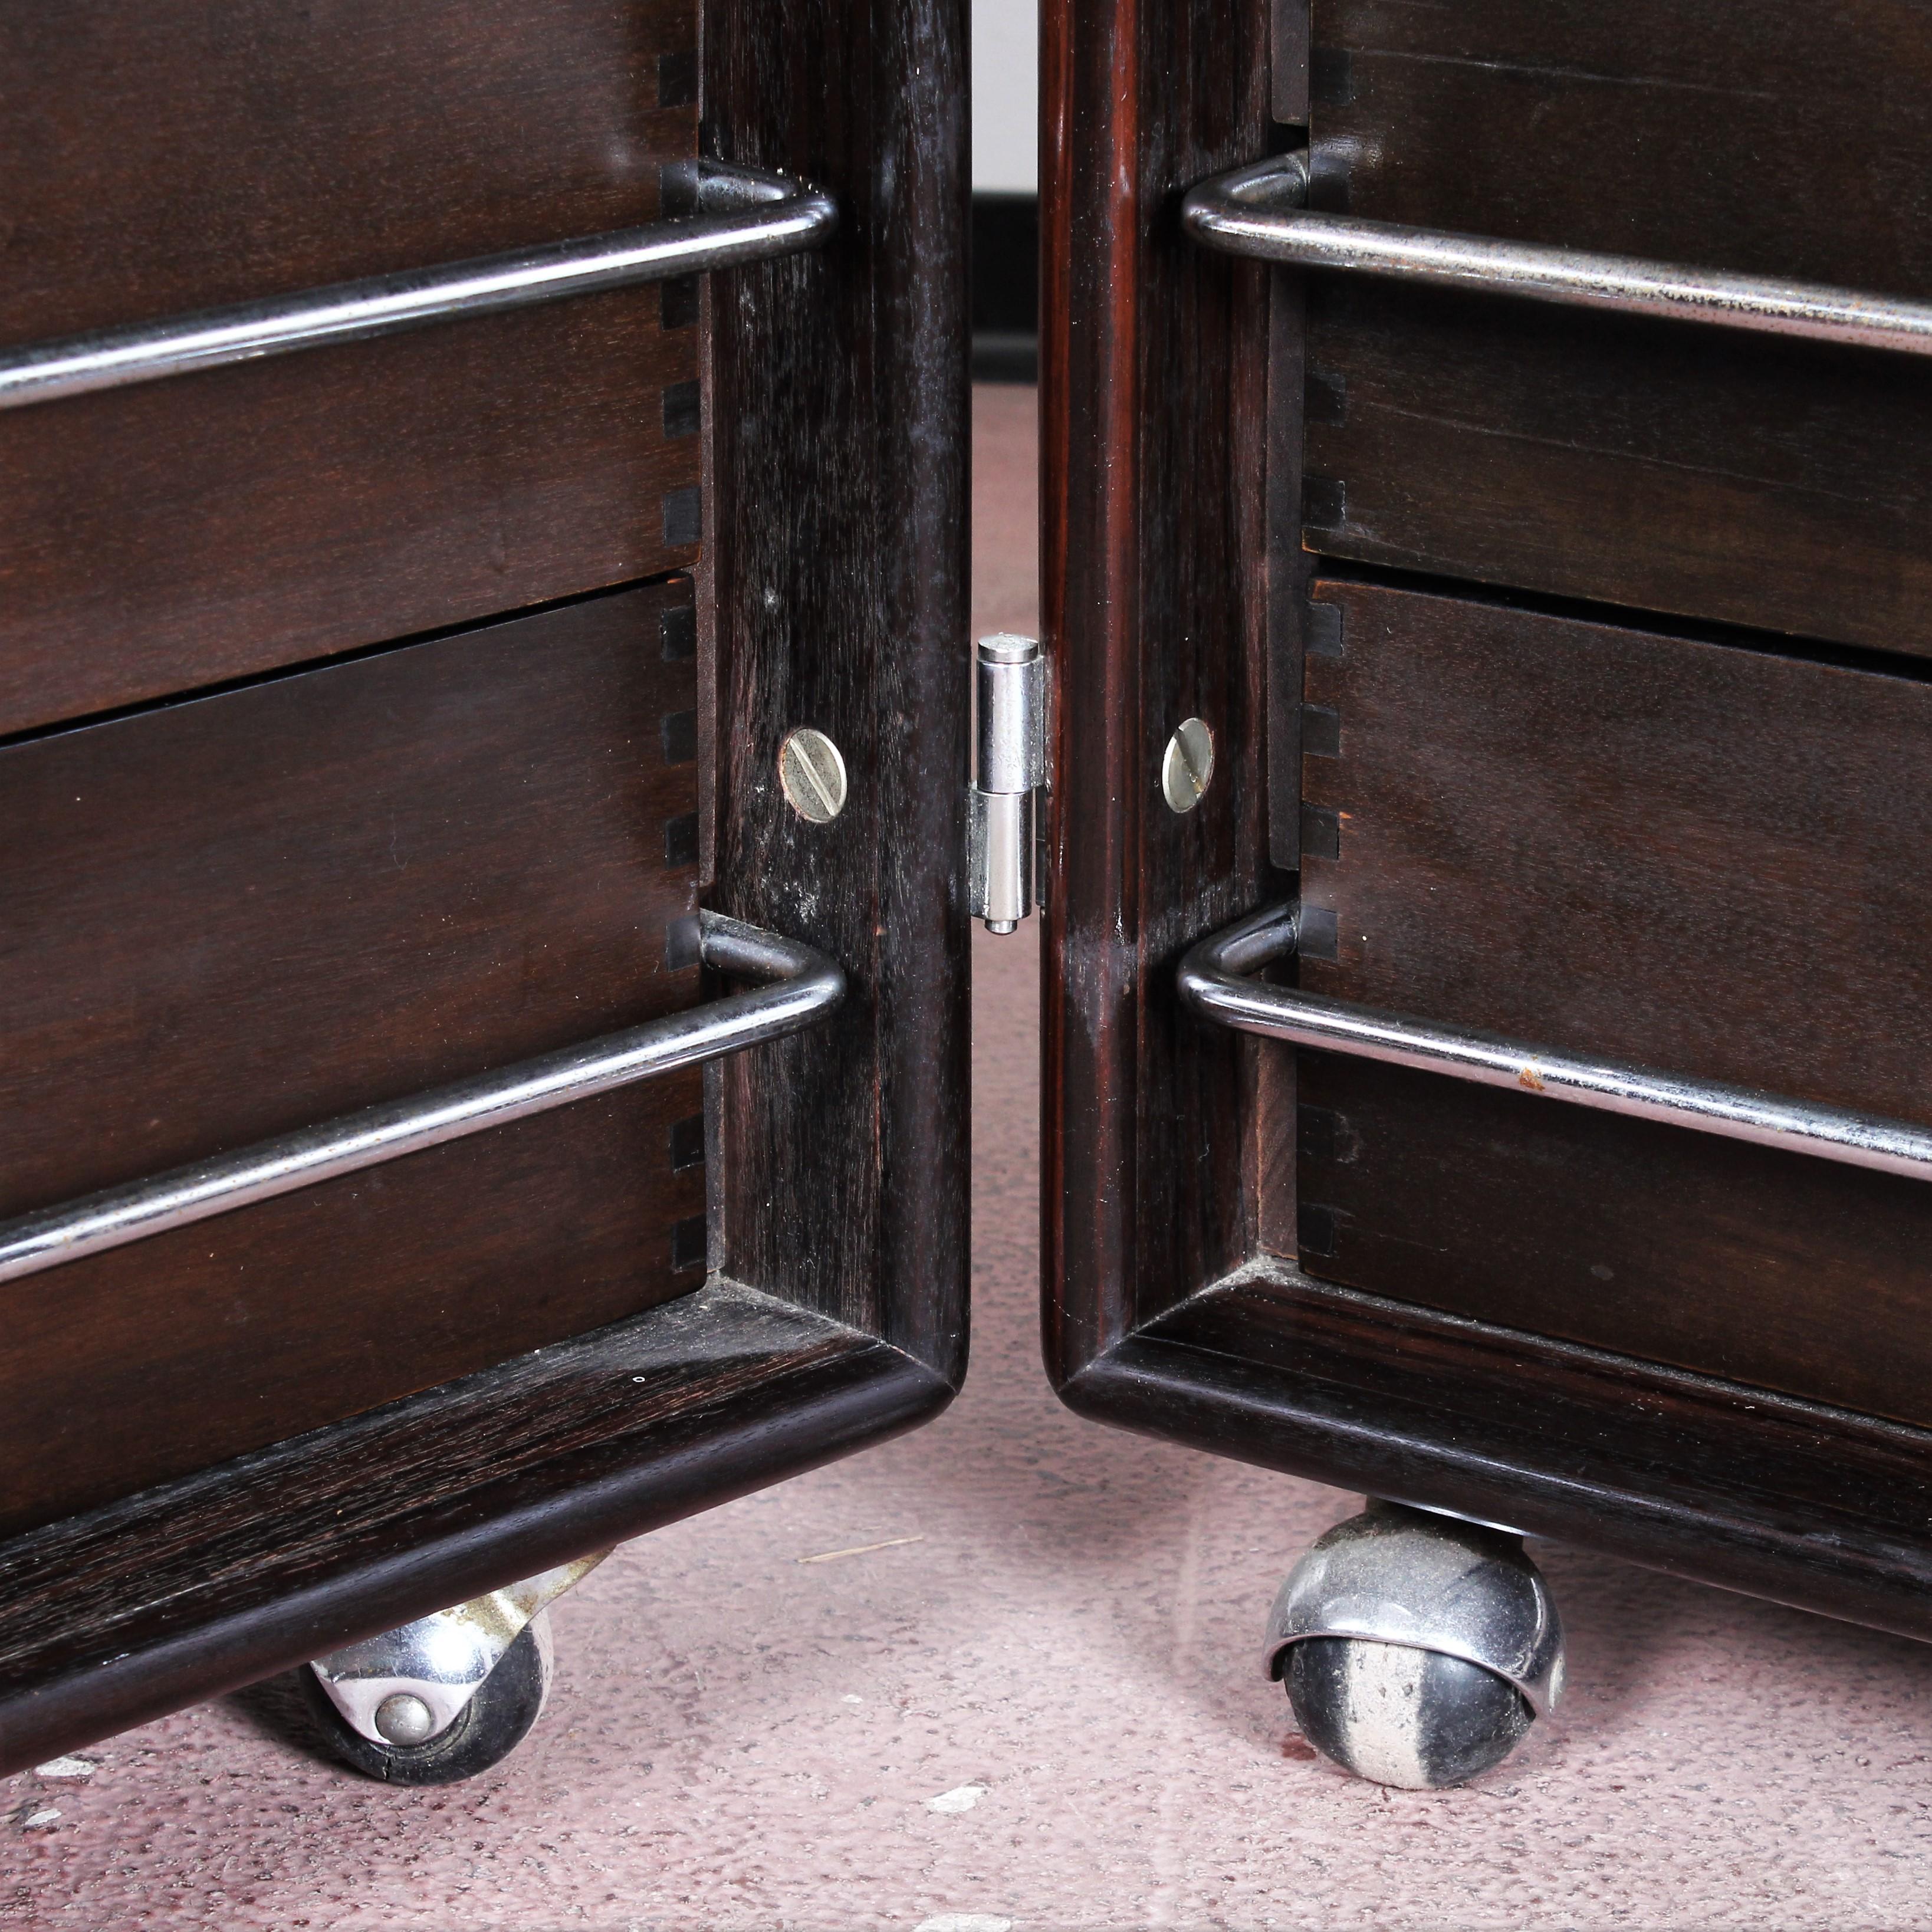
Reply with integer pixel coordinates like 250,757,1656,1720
7,386,1932,1930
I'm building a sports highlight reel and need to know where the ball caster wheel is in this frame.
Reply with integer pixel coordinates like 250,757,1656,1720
301,1608,554,1785
1266,1501,1564,1789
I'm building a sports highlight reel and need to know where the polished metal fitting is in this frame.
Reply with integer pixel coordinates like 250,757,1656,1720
968,634,1045,934
1264,1503,1565,1716
309,1555,605,1745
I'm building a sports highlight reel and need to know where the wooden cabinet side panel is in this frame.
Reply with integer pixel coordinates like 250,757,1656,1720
1299,579,1932,1123
1312,0,1932,295
0,1080,705,1540
1041,0,1279,1374
708,0,971,1372
0,582,707,1532
0,0,703,732
1302,0,1932,656
1296,1054,1932,1428
1305,285,1932,662
0,0,701,337
1,584,702,1205
1293,577,1932,1424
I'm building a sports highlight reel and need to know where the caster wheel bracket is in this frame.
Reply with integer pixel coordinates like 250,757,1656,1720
308,1552,607,1746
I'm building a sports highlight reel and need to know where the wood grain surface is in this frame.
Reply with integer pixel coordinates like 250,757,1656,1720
1068,1265,1932,1645
0,1282,950,1777
1040,0,1281,1378
1299,578,1932,1123
0,0,700,337
1302,0,1932,655
0,0,702,732
1309,0,1932,295
0,0,974,1775
1296,1054,1932,1428
1293,576,1932,1422
707,0,971,1374
0,581,706,1533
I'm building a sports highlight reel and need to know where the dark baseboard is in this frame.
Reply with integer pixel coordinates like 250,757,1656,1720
0,1282,951,1776
1057,1263,1932,1648
972,192,1037,384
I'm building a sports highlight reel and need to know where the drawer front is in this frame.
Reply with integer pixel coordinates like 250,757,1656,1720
1302,0,1932,657
0,0,701,735
0,580,704,1535
1295,576,1932,1424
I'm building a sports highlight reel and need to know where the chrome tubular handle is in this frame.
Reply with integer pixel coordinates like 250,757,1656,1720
1182,153,1932,359
0,911,842,1285
0,162,837,410
1179,901,1932,1184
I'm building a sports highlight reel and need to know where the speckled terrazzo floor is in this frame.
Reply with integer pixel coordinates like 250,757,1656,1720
5,384,1932,1930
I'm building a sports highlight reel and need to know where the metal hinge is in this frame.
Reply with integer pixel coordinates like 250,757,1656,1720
968,634,1045,934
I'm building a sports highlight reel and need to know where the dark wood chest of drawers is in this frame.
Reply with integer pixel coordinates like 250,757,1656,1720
0,0,967,1775
8,0,1931,1792
1043,0,1932,1667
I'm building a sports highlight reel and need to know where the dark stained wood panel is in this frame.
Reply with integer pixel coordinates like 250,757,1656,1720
0,580,707,1533
1310,0,1932,296
1302,286,1932,663
0,307,701,741
0,1282,949,1777
1080,1268,1932,1646
1299,579,1932,1125
0,1082,705,1543
1301,0,1932,655
707,0,972,1371
1296,1054,1932,1428
1,582,702,1206
1293,577,1932,1424
1040,0,1279,1375
0,0,701,734
0,0,699,336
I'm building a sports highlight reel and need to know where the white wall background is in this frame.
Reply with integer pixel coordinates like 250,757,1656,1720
972,0,1038,192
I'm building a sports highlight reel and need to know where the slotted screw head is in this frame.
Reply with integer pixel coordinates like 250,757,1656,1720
1162,717,1214,813
778,728,849,823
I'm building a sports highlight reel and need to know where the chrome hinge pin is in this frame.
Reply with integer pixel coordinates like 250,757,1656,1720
967,633,1044,934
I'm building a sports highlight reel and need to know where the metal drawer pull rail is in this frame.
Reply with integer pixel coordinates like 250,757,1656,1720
1180,901,1932,1183
0,912,841,1286
0,162,835,410
1183,153,1932,359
